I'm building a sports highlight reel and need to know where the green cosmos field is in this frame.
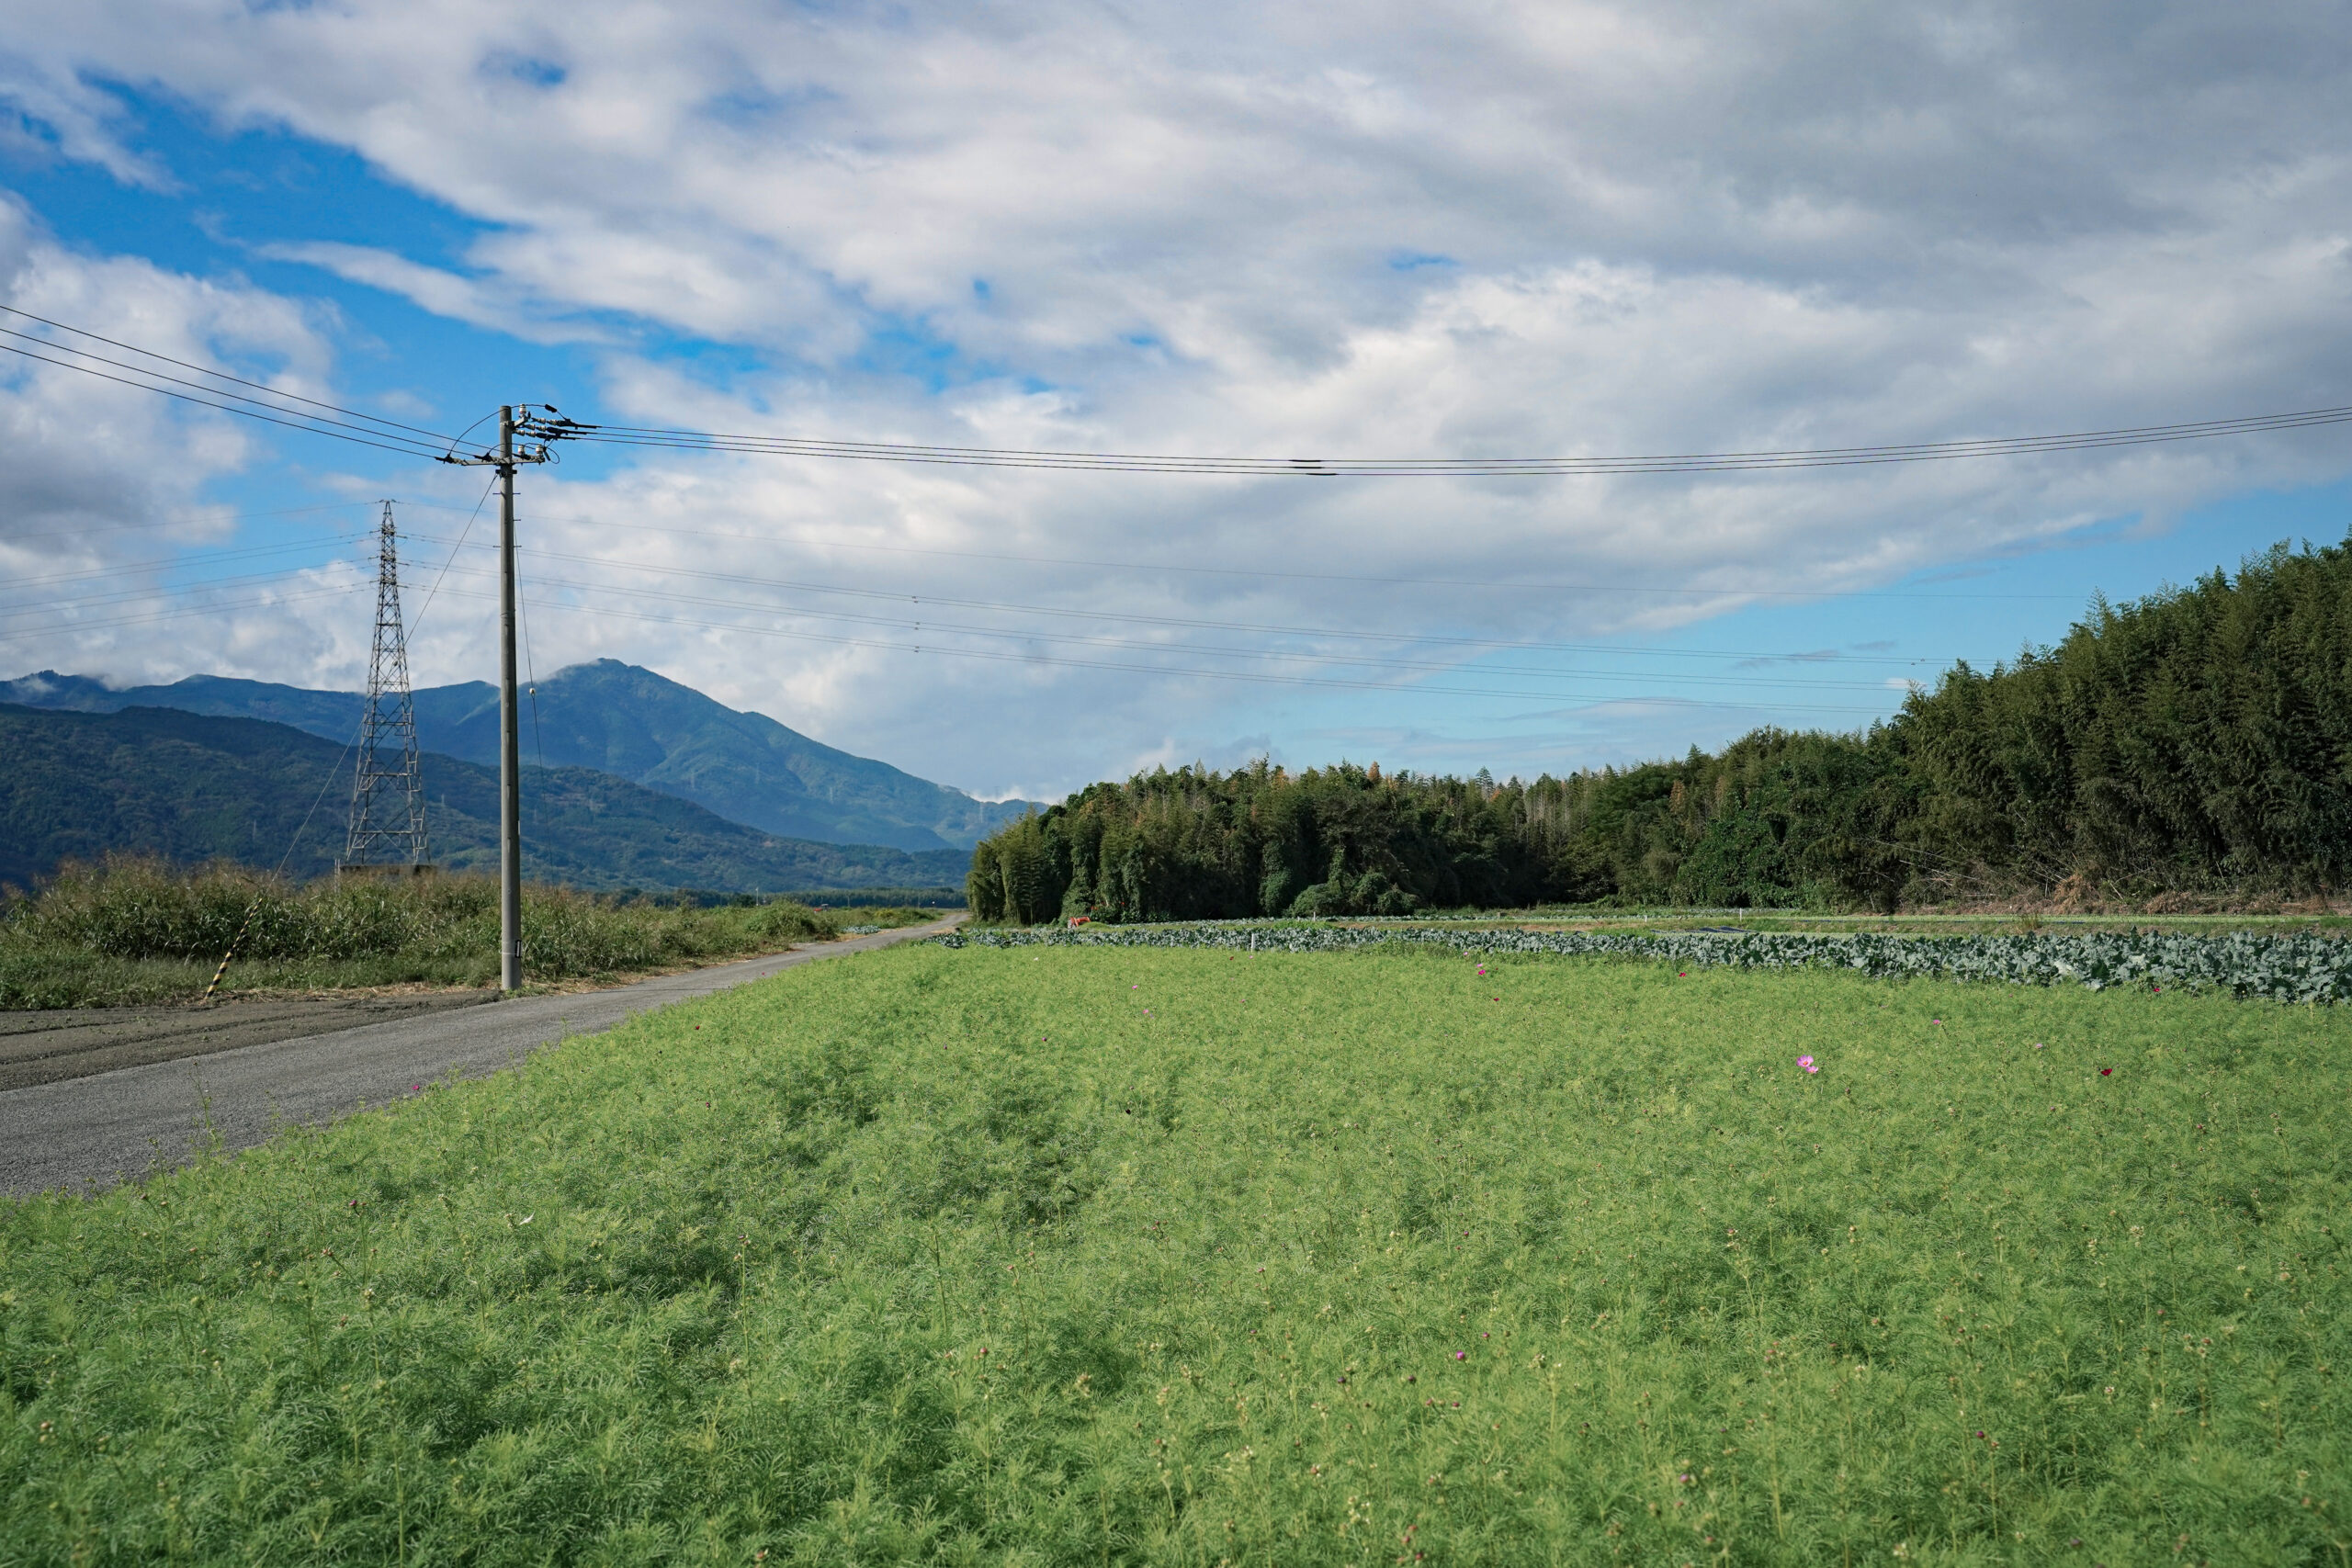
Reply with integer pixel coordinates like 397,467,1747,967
2,943,2346,1566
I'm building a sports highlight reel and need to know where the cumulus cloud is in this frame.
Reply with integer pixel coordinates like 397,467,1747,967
251,242,607,346
0,195,396,687
2,0,2350,793
0,50,169,187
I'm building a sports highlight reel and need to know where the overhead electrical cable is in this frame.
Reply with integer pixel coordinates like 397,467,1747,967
0,586,358,644
8,307,2340,480
3,563,364,622
0,532,372,594
562,402,2352,477
435,586,1893,715
0,339,453,461
405,476,500,637
0,305,458,444
401,525,1943,668
422,558,1924,693
1,500,383,548
0,334,455,459
386,496,2092,601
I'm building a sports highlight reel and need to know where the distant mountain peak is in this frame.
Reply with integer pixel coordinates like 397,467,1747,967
1,660,1039,851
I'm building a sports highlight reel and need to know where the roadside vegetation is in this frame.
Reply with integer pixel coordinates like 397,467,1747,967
3,942,2342,1562
0,858,937,1009
971,536,2352,920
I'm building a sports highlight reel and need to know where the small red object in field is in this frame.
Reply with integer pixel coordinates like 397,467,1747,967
1069,916,1091,927
2099,1067,2112,1076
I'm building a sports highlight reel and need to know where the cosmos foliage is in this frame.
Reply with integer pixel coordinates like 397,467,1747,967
2,943,2342,1562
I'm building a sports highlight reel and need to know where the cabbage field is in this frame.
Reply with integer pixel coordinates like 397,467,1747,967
947,919,2352,1003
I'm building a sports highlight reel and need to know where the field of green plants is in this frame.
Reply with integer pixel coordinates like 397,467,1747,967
3,942,2345,1564
951,919,2352,1003
0,860,933,1008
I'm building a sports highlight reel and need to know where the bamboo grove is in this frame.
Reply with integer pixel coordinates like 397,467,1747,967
968,536,2352,919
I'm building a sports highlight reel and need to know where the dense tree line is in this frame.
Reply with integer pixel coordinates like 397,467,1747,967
968,537,2352,919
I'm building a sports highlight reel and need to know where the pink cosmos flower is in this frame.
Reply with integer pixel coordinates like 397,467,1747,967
1798,1055,1818,1073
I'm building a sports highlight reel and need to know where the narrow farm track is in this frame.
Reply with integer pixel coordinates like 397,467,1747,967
0,915,963,1197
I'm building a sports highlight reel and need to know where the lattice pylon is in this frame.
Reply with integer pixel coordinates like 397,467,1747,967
342,501,430,871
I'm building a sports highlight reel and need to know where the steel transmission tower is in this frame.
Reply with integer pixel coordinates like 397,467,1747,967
342,502,431,874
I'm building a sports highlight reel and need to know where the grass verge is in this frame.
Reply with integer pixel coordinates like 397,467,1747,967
0,860,938,1008
1,944,2345,1563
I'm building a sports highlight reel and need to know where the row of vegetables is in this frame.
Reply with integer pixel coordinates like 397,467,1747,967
936,920,2352,1002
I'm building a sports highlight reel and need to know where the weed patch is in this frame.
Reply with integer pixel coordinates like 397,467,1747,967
0,859,883,1006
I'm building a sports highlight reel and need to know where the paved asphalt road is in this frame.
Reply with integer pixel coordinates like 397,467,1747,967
0,916,961,1198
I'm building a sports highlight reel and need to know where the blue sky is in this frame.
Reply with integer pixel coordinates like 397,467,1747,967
4,4,2349,800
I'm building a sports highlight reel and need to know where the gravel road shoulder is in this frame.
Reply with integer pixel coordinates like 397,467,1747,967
0,991,495,1092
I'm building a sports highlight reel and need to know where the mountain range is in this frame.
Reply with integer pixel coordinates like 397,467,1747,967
0,703,970,893
0,660,1035,852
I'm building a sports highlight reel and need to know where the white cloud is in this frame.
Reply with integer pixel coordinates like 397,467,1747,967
0,51,170,187
0,196,410,688
252,242,606,346
2,0,2351,795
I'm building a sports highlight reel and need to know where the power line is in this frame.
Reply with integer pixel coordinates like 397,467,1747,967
561,402,2352,477
0,585,359,644
0,333,454,460
10,306,2343,482
435,585,1896,715
0,304,458,444
415,550,1934,689
406,474,501,637
427,554,1928,695
1,561,363,621
0,339,452,461
9,522,1935,694
0,532,371,594
386,495,2094,601
0,327,458,457
400,524,1944,666
0,500,381,547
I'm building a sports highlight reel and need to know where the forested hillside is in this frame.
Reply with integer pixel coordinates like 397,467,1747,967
0,660,1035,851
969,537,2352,919
0,705,968,893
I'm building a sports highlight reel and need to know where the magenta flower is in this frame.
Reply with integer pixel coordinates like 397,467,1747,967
1798,1055,1818,1074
